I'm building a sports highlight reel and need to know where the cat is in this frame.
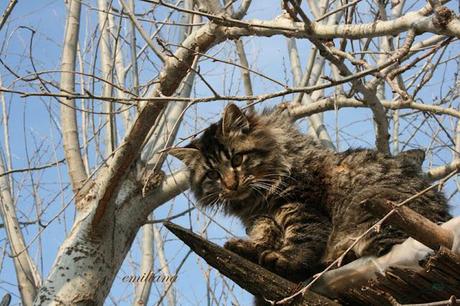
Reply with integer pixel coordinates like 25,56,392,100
168,103,451,303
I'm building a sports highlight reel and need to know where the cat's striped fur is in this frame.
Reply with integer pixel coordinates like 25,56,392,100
169,104,451,303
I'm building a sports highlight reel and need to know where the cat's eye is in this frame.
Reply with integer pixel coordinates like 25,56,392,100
206,170,220,180
231,153,243,167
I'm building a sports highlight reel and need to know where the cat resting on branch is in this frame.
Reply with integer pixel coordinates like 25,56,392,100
168,104,451,305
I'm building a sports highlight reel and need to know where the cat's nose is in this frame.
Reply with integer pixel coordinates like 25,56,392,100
222,173,238,190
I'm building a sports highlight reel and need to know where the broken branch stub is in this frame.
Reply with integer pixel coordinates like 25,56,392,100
164,222,339,305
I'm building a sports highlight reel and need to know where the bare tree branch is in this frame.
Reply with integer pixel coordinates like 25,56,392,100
60,0,88,192
164,221,340,306
91,21,227,228
195,0,223,15
153,224,176,306
235,39,254,111
97,0,116,156
232,0,251,19
215,5,459,40
0,0,17,31
0,158,66,177
119,0,167,63
427,160,460,181
134,223,154,306
0,294,11,306
362,197,454,250
0,154,40,305
286,96,460,121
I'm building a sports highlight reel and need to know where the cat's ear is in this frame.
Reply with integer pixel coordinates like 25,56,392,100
397,149,425,166
222,103,250,136
167,147,201,166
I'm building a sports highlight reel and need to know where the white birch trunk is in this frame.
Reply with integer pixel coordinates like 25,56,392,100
34,9,227,301
0,154,41,306
32,171,189,305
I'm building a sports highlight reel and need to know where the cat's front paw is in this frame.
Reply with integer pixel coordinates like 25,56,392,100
259,250,290,273
224,238,260,262
259,250,306,281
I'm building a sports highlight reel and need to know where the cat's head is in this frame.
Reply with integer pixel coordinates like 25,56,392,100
168,104,289,212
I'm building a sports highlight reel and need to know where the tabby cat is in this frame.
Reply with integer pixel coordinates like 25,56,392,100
169,104,451,303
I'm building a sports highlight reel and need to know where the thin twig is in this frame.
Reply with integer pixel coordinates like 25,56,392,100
315,0,362,22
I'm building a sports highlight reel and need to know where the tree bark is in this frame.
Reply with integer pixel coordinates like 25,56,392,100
0,154,40,306
36,15,225,304
164,222,340,306
97,0,116,156
60,0,87,193
362,198,454,250
32,171,189,305
30,2,460,305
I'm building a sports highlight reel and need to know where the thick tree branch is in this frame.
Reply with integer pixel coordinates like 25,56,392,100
135,222,155,305
427,161,460,181
145,0,457,39
60,0,88,193
153,224,176,305
285,96,460,120
287,37,335,149
140,170,190,214
235,39,254,111
195,0,223,15
97,0,116,156
164,222,339,305
219,7,460,40
232,0,251,19
362,198,454,251
91,23,226,228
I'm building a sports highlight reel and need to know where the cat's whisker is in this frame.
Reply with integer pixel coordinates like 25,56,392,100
250,182,285,197
199,192,219,202
252,178,287,192
253,178,285,186
172,103,451,304
249,185,269,205
198,191,221,207
260,172,296,182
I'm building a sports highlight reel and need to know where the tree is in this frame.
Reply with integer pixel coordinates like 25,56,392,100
0,0,459,305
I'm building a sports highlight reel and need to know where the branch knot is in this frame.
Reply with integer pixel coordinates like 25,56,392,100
432,6,454,29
